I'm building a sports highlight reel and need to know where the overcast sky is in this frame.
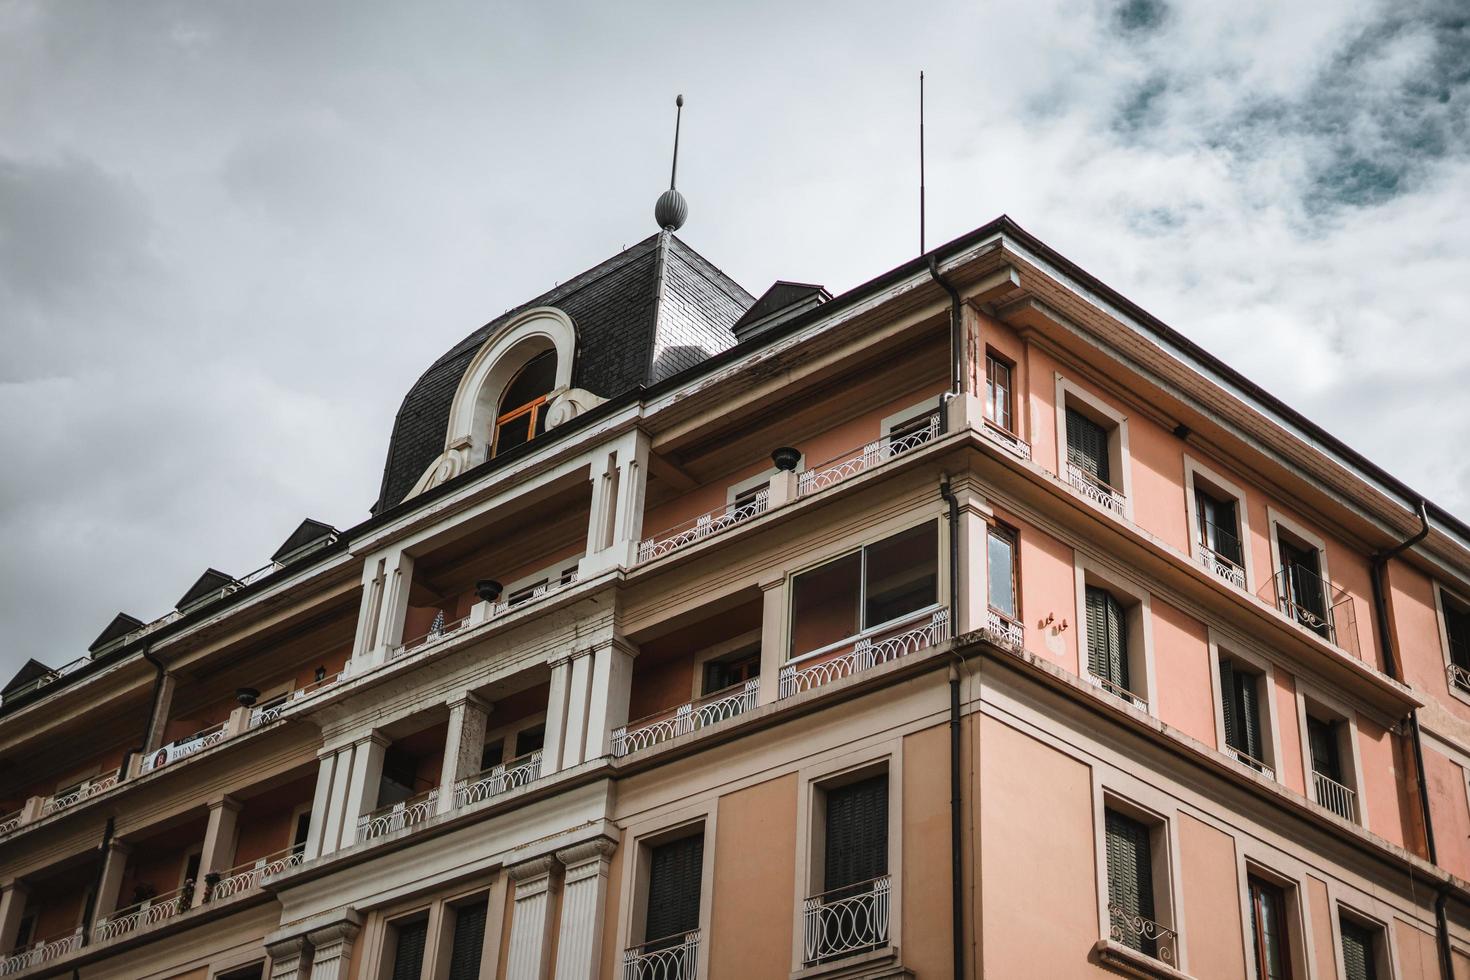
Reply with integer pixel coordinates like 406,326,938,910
1,0,1467,680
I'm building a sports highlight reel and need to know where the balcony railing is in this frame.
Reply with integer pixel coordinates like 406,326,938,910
1197,545,1246,590
1449,663,1470,694
248,671,346,728
139,722,229,775
490,573,578,617
40,770,121,817
95,879,197,943
1066,462,1126,517
0,810,21,836
390,613,473,662
779,608,950,699
1107,902,1177,967
1260,565,1357,654
207,845,305,901
0,928,83,975
1086,673,1148,713
454,750,544,808
982,420,1032,461
1313,771,1358,822
613,679,760,757
798,414,941,498
0,655,90,707
801,875,890,965
357,788,439,842
622,931,700,980
985,608,1025,653
1226,746,1275,780
638,492,769,565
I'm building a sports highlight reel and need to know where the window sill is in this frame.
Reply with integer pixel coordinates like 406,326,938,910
1091,940,1197,980
790,945,911,980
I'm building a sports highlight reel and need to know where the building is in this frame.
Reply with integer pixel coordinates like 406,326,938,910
3,197,1470,980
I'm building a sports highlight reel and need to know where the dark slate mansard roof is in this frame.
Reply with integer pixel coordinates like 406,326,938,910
374,233,754,513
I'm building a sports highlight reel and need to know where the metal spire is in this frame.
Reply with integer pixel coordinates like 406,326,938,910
655,95,689,231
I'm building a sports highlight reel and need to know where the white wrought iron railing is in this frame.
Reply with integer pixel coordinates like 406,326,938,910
94,880,197,942
798,414,941,498
357,789,439,842
206,845,305,901
637,491,769,565
1447,663,1470,694
985,608,1025,652
0,810,22,836
0,928,83,974
489,573,579,617
1313,771,1358,822
1226,746,1275,780
40,770,121,817
1086,673,1148,713
1066,461,1126,517
1260,565,1357,655
138,722,229,775
802,875,890,965
248,671,346,728
454,750,544,808
982,420,1032,460
1107,902,1177,966
1198,545,1247,590
779,608,950,699
621,931,700,980
613,679,759,757
390,613,473,662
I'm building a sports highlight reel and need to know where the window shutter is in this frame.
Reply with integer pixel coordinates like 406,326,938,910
1340,920,1377,980
445,901,487,980
645,834,704,944
1218,659,1239,751
1086,587,1108,678
1104,810,1156,953
824,774,889,892
1216,498,1241,563
390,919,428,980
1106,593,1129,690
1238,670,1263,762
1066,408,1111,485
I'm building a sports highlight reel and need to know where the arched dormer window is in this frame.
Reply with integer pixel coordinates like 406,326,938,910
492,349,557,456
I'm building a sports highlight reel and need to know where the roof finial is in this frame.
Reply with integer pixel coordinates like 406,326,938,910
655,94,688,232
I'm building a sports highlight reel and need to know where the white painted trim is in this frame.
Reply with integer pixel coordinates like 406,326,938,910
1182,454,1256,592
1073,555,1158,715
686,629,762,701
1054,374,1134,521
614,804,717,979
1329,894,1401,980
1432,583,1470,709
1206,628,1284,782
1090,778,1187,973
879,396,944,451
1233,854,1317,980
1266,506,1335,605
502,554,584,601
1292,682,1370,828
726,465,791,507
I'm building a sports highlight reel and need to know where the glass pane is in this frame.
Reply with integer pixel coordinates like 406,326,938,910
499,350,556,415
494,410,532,456
987,529,1017,618
986,356,1012,431
514,725,545,757
791,553,862,657
863,521,938,628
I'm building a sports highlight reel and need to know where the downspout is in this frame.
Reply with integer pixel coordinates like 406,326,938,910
928,256,964,396
940,480,966,979
79,816,114,947
121,649,168,780
1369,501,1448,976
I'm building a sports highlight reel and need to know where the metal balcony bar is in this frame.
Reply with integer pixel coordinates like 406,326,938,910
1259,565,1356,654
1226,746,1275,780
357,788,439,842
139,722,229,775
985,608,1025,653
248,671,346,728
613,679,759,757
1066,461,1126,517
206,845,305,901
638,491,770,565
981,420,1032,460
40,769,122,817
1313,771,1358,822
1086,673,1148,713
801,875,890,964
94,879,198,943
1107,902,1177,966
454,750,544,808
1447,662,1470,694
798,414,941,498
621,930,700,980
0,928,83,974
390,614,473,662
779,608,950,699
1197,544,1246,590
0,810,21,837
489,572,579,617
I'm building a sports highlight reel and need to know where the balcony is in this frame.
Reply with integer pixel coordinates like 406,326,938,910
1260,565,1357,654
1313,771,1358,822
138,722,228,775
453,750,544,809
1085,673,1148,713
801,875,890,965
780,608,949,699
621,931,700,980
613,680,759,757
0,928,82,975
387,574,581,663
357,788,439,842
1107,902,1177,968
1225,746,1275,780
1447,662,1470,695
984,608,1025,653
39,770,121,818
981,420,1031,461
1065,461,1126,517
206,845,304,901
95,879,199,943
248,671,346,728
797,414,941,498
0,811,19,836
638,492,769,565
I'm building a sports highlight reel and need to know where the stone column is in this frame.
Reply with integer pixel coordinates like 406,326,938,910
352,549,415,668
0,881,30,954
553,839,617,980
306,916,361,980
582,639,635,762
438,692,491,814
560,652,594,770
950,477,992,636
580,430,650,576
93,839,131,920
541,659,572,777
266,935,312,980
504,856,559,980
199,796,242,881
339,732,389,848
758,575,787,706
304,747,343,860
351,557,387,660
142,672,177,754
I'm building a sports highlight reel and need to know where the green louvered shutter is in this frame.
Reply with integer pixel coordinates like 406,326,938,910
1218,659,1239,750
446,900,487,980
1105,810,1156,955
1066,408,1111,485
1107,594,1129,690
390,919,428,980
1340,919,1377,980
645,834,704,945
1238,669,1263,762
1086,587,1129,691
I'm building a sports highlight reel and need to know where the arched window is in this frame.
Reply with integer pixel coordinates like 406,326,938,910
492,350,557,456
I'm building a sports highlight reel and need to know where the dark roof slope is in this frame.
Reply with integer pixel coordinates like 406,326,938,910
3,659,54,697
271,518,339,563
88,612,145,654
176,569,236,610
374,233,752,512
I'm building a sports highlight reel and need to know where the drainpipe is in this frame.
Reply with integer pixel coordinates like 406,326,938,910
940,480,966,979
1368,501,1448,977
121,649,168,780
79,817,114,947
928,256,964,396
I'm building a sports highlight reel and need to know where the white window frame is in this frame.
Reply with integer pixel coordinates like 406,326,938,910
1073,555,1158,715
480,713,548,771
1293,683,1370,827
688,629,763,700
615,802,718,980
1054,375,1134,520
1183,455,1255,592
1432,583,1470,708
1091,780,1186,972
1206,629,1284,782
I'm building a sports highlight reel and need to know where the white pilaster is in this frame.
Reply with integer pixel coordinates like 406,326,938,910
505,856,559,980
199,795,242,880
0,882,30,954
561,653,593,770
541,659,572,777
306,917,360,980
351,557,387,660
94,839,131,920
438,692,491,814
318,743,358,857
267,935,312,980
352,549,415,669
582,639,635,761
758,575,787,706
142,672,177,753
951,478,992,635
553,839,617,980
304,748,341,860
340,732,389,847
580,430,651,575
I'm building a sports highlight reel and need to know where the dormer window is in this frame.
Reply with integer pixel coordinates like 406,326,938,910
492,350,557,456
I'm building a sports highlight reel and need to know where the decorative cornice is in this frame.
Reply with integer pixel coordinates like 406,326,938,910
508,854,558,884
555,836,617,875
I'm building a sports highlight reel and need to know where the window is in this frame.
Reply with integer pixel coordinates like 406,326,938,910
985,351,1014,432
1339,916,1380,980
731,483,768,519
290,809,311,857
1441,589,1470,691
643,833,704,949
388,917,429,980
491,350,556,457
806,773,890,964
789,522,938,658
987,525,1018,621
1085,586,1134,703
446,897,489,980
1277,532,1330,639
1307,715,1356,821
1219,657,1268,773
14,912,35,951
514,725,545,759
1066,407,1111,486
1248,877,1292,980
1196,485,1244,569
217,966,265,980
701,645,760,696
1104,809,1162,960
479,737,505,772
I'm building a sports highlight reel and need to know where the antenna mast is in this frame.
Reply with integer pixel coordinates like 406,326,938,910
919,71,926,254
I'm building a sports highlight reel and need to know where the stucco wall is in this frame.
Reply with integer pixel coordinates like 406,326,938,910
1178,813,1246,978
708,773,797,978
